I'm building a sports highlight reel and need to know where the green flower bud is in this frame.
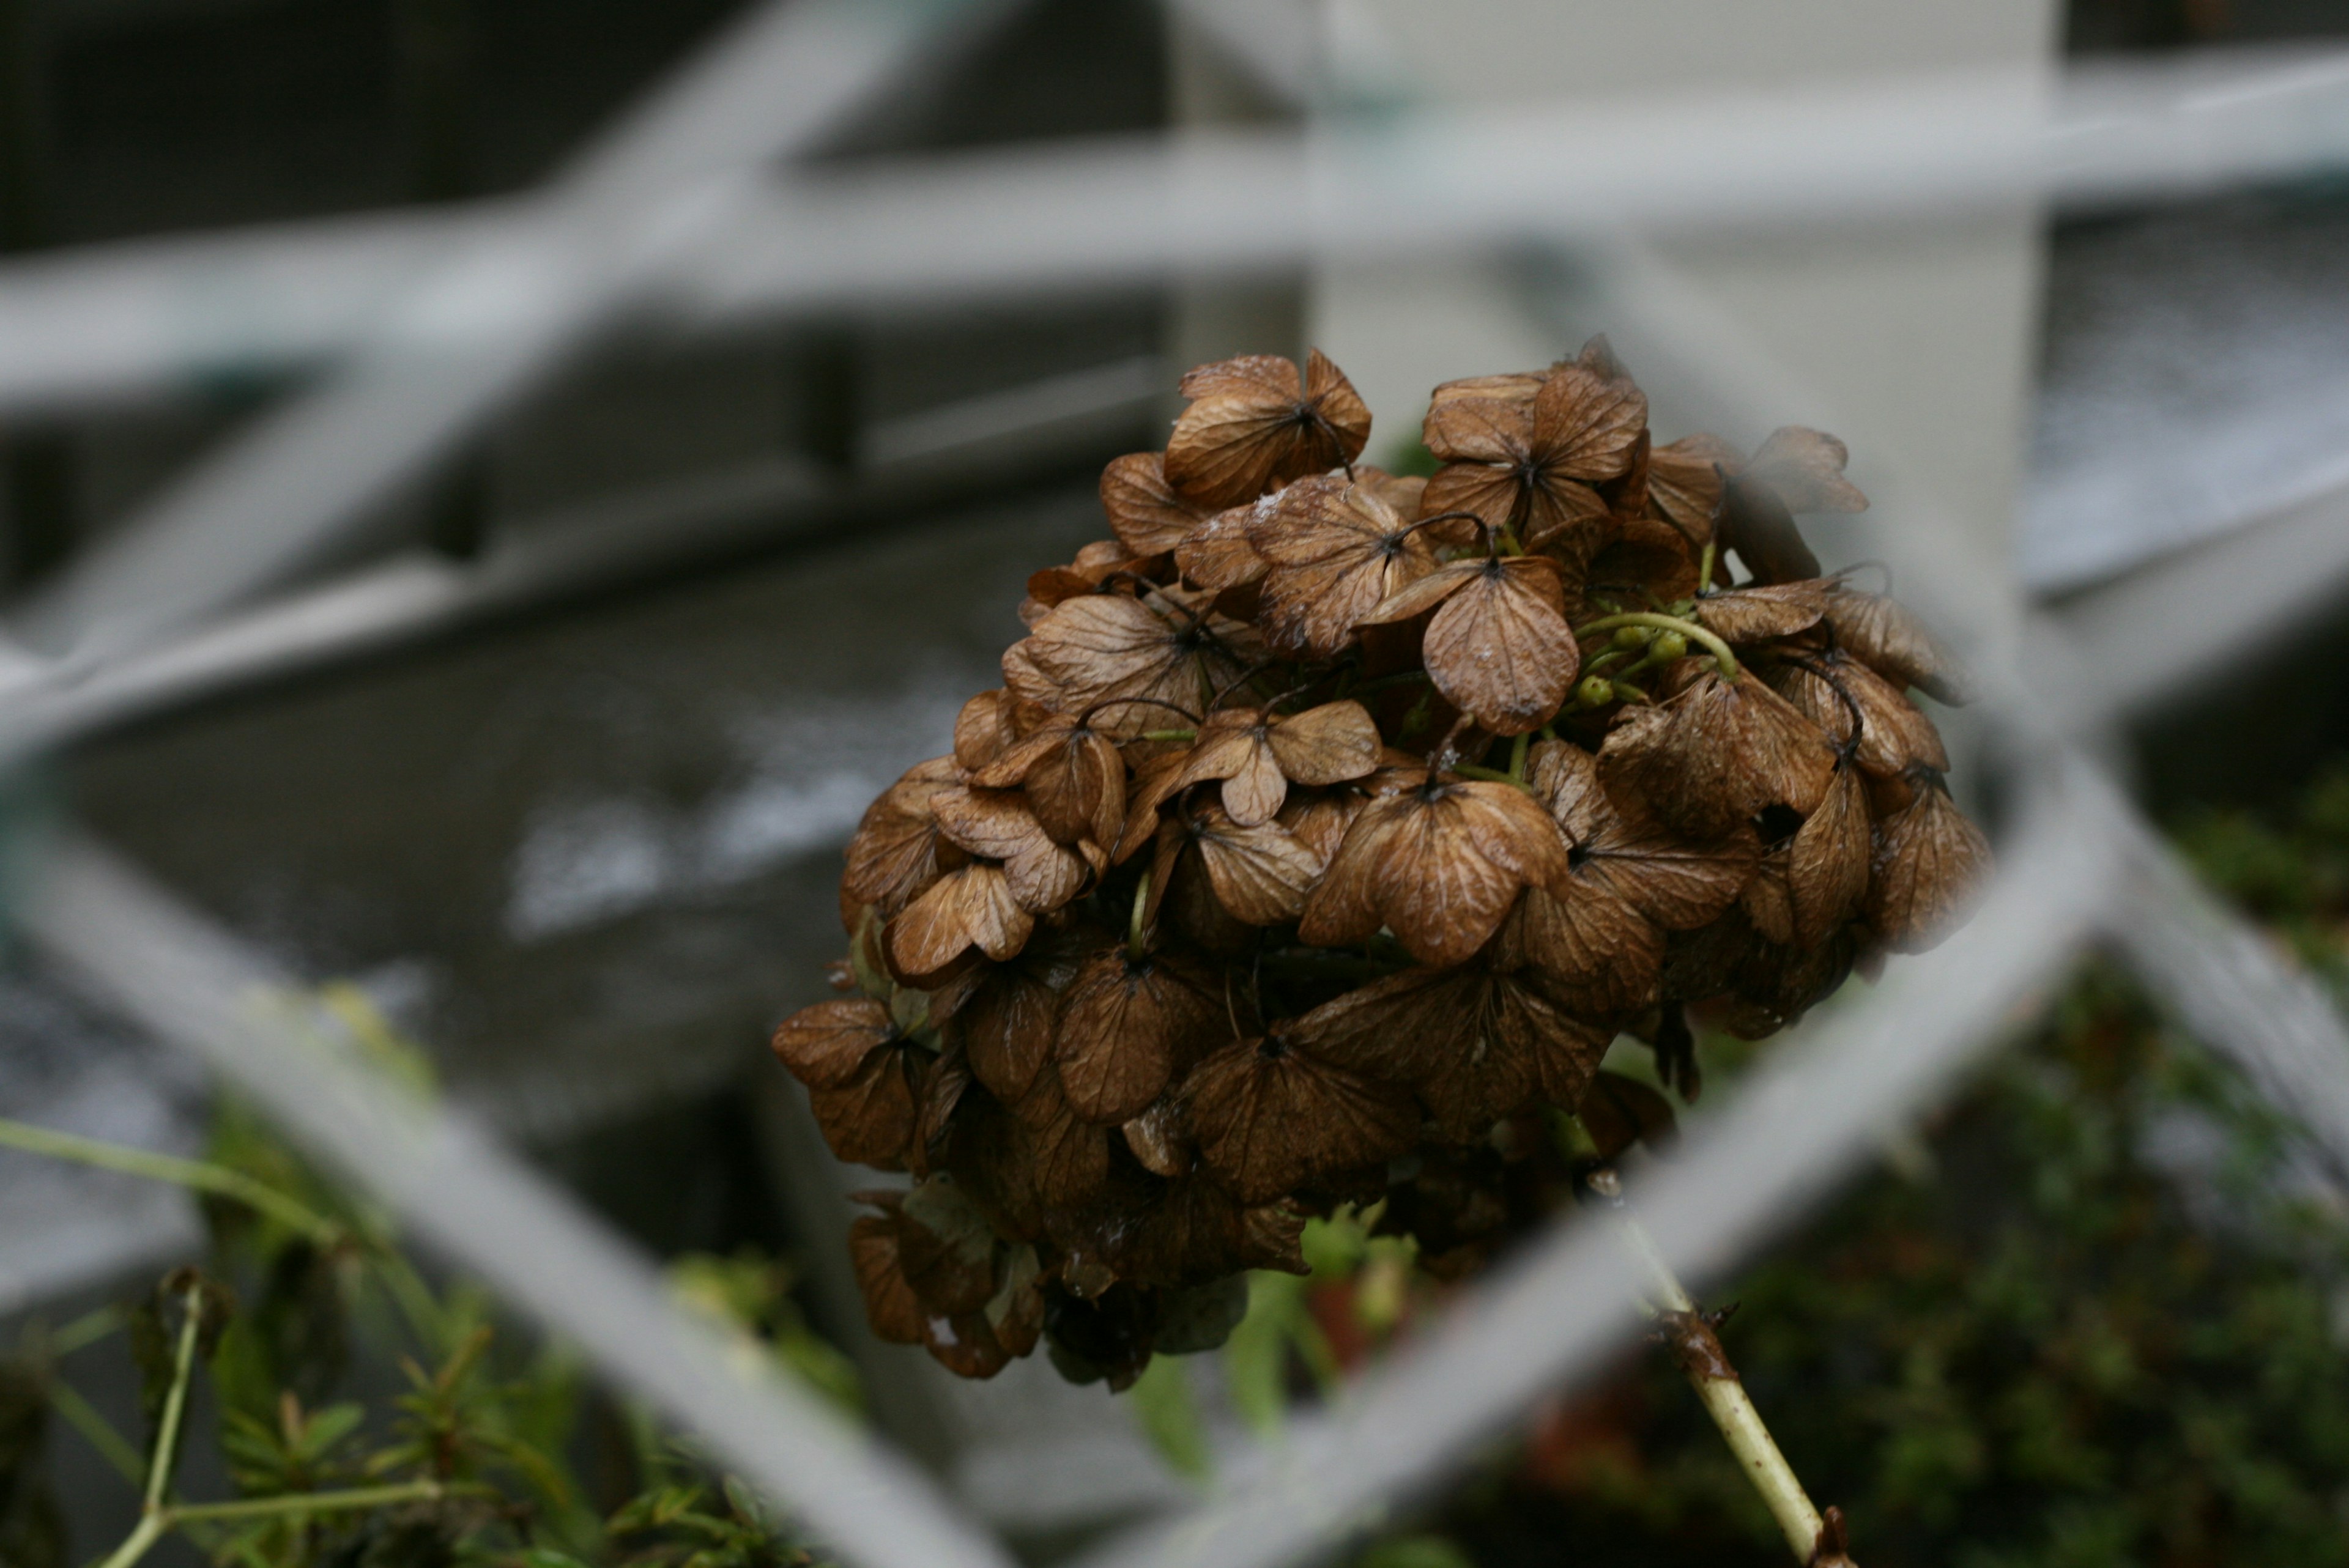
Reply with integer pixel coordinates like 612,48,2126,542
1576,673,1616,708
1651,629,1689,662
1611,625,1652,652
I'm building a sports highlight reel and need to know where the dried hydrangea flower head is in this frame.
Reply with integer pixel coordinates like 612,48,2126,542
771,344,1993,1386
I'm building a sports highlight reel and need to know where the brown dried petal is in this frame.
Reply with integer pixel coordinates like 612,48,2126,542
1746,426,1868,516
1789,763,1872,946
1122,1098,1195,1178
888,864,1035,979
1865,781,1992,953
1101,451,1211,556
1531,362,1649,483
1417,557,1578,736
1618,671,1837,841
1647,433,1740,543
1174,495,1275,591
1183,1035,1418,1203
931,786,1089,914
1249,478,1440,659
897,1175,1001,1315
1770,657,1948,780
954,690,1022,772
1691,580,1830,645
1821,590,1974,705
1495,878,1664,1013
848,1215,925,1345
1055,950,1222,1125
1006,593,1249,737
1301,776,1575,967
843,757,963,919
807,1043,924,1169
1163,350,1371,508
770,997,894,1090
1265,700,1381,787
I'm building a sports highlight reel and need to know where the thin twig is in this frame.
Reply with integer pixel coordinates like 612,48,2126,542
1586,1167,1856,1567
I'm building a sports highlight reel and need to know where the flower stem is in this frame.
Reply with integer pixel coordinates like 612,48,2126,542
1575,612,1740,681
1139,728,1197,744
0,1116,341,1249
144,1285,204,1515
168,1480,466,1522
49,1378,144,1485
1587,1168,1853,1566
1128,869,1152,961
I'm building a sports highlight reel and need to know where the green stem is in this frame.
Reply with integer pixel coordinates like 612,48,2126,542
0,1117,341,1249
95,1512,166,1568
145,1285,205,1514
1575,612,1740,681
1696,541,1717,589
1610,679,1652,705
1451,763,1534,794
167,1480,466,1522
49,1302,127,1357
1587,1169,1846,1565
1138,728,1197,744
1506,731,1530,783
1128,869,1152,962
49,1378,144,1485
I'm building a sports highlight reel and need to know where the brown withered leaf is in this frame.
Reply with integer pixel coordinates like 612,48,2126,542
770,997,894,1090
1865,775,1992,953
1605,670,1836,841
1247,477,1440,658
1294,966,1609,1139
897,1175,1001,1315
1790,761,1872,946
1366,555,1579,735
843,757,966,921
1769,654,1949,779
806,1037,927,1169
1004,590,1255,736
1420,363,1647,549
1300,771,1575,966
1025,542,1149,616
1152,826,1263,958
1162,351,1372,508
1160,700,1379,826
1055,949,1222,1124
941,922,1107,1103
1822,588,1973,705
1745,426,1869,517
908,1045,969,1179
1101,451,1212,556
1586,509,1702,610
887,863,1034,980
969,706,1127,848
1493,872,1663,1013
1122,1097,1195,1178
1692,580,1831,645
1427,368,1546,417
848,1214,926,1345
1182,1033,1419,1202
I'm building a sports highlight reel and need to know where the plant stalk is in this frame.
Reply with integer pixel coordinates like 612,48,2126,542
1588,1169,1854,1566
0,1116,341,1248
1575,611,1740,680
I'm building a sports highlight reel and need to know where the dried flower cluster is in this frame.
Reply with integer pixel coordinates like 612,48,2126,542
772,343,1991,1388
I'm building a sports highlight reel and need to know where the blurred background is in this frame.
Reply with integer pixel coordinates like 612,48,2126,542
4,0,2349,1561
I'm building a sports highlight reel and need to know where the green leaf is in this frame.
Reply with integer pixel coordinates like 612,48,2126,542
1127,1355,1211,1481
